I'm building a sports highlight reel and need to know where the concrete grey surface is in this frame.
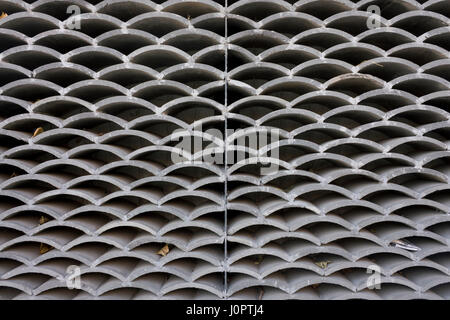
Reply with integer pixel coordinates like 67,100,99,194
0,0,449,299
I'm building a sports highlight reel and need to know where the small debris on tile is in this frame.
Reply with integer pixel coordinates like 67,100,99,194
32,127,44,137
157,244,170,256
39,243,52,254
258,287,264,300
315,261,331,269
390,239,420,251
39,216,49,225
253,255,263,265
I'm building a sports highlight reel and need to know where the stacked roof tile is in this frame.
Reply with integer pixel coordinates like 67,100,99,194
0,0,450,299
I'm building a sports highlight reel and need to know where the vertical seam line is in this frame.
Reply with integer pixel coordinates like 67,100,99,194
223,0,229,299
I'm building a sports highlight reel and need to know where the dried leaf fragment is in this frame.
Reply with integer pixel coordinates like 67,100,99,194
39,216,49,225
315,261,331,269
253,255,263,265
39,243,52,254
32,127,44,137
0,12,7,19
38,216,51,253
157,244,169,256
